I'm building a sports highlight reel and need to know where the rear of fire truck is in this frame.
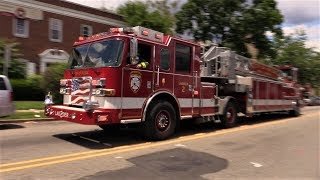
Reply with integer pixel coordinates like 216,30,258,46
201,46,302,118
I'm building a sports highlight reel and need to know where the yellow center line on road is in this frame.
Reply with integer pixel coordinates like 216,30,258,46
1,113,318,173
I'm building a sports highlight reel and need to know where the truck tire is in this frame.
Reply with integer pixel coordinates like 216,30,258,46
220,101,238,128
143,101,176,140
289,102,300,117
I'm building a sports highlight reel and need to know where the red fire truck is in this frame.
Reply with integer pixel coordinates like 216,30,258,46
44,26,302,140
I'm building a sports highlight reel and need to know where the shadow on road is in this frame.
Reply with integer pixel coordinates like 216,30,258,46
79,148,228,180
53,112,297,150
0,124,25,130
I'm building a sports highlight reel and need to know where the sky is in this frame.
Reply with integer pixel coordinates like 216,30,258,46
66,0,320,51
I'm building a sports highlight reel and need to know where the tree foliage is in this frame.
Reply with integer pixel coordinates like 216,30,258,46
175,0,283,58
271,32,320,87
0,38,26,78
117,0,175,34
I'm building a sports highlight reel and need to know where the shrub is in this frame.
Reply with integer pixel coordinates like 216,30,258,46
41,63,67,104
11,75,45,101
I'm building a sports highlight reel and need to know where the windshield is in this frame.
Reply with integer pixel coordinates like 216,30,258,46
68,39,124,69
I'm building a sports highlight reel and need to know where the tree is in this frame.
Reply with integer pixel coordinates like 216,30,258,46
0,38,26,78
175,0,283,59
272,32,320,88
117,0,175,34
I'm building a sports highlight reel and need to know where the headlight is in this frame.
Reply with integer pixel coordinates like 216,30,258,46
60,88,71,95
94,89,115,96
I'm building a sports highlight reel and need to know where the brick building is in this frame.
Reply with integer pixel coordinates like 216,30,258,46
0,0,126,75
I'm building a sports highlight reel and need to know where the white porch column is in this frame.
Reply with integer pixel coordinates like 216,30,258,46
40,61,47,74
26,62,36,76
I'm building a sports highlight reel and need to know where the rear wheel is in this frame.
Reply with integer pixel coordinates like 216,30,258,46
143,101,176,140
289,101,300,117
220,101,238,128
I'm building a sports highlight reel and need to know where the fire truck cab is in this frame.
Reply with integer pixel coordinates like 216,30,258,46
45,26,301,140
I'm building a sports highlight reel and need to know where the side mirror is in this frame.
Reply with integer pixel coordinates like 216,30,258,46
130,38,139,65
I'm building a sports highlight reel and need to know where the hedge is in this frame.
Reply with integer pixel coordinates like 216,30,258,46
10,75,45,101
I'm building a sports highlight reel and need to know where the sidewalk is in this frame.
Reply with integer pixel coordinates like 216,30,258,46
0,109,55,123
0,118,55,124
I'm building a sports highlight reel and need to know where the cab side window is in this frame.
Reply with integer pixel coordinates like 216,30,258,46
160,49,170,71
138,43,152,65
175,43,191,73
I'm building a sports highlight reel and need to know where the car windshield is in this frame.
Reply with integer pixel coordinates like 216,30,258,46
68,39,124,69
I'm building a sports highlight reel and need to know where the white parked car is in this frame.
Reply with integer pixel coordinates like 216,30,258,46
0,75,15,117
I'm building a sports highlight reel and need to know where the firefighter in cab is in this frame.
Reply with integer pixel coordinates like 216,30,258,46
136,58,149,69
131,54,149,69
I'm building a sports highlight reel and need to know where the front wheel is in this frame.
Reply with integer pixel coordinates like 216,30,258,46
220,101,238,128
143,101,176,140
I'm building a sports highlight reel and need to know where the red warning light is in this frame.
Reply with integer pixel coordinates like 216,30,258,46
110,28,123,33
155,34,162,39
142,30,149,36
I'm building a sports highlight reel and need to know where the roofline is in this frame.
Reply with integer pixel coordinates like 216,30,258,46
2,0,126,27
61,0,122,17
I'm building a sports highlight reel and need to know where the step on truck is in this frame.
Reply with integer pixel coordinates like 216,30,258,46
44,26,302,140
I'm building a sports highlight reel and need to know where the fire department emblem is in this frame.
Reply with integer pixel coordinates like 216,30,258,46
130,71,142,93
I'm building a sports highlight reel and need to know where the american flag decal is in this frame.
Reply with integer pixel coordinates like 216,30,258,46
72,79,80,93
71,78,90,105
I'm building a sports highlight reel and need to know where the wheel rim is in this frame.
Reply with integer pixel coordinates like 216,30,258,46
226,107,235,123
155,110,170,132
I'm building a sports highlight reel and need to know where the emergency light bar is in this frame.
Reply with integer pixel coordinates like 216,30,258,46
131,26,164,43
76,26,164,44
109,26,164,43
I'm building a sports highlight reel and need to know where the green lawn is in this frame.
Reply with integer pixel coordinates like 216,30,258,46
0,112,46,119
14,101,44,110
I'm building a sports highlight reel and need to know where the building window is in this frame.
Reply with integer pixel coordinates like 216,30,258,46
80,25,92,37
13,18,29,38
175,43,191,73
49,18,63,42
160,48,170,71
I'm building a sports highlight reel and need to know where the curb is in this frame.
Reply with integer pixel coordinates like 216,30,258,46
16,110,45,113
0,118,57,124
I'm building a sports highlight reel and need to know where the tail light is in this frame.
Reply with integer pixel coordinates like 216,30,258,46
10,91,13,102
97,115,110,122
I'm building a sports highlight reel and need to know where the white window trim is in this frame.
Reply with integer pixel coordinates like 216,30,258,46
12,18,29,38
49,18,63,42
80,24,93,37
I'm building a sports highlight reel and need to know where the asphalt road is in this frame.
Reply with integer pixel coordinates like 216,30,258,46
0,106,319,180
